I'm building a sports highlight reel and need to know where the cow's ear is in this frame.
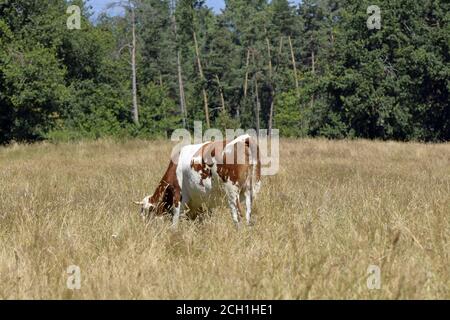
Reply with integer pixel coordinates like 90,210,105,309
133,201,144,206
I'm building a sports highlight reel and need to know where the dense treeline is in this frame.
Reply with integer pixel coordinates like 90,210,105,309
0,0,448,143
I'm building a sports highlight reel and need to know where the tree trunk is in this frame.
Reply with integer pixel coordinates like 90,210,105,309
171,9,187,128
310,51,315,109
201,89,210,128
254,74,261,136
278,36,284,55
269,36,285,135
266,36,275,135
215,75,226,113
244,48,250,98
193,31,210,129
266,37,273,78
288,36,299,96
131,7,139,125
251,50,260,135
268,87,274,136
177,51,187,128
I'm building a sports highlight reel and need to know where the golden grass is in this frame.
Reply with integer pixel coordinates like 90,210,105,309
0,138,449,299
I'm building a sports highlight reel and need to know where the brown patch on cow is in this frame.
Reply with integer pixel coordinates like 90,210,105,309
190,137,261,189
190,163,211,186
247,137,262,183
190,141,227,186
216,139,252,186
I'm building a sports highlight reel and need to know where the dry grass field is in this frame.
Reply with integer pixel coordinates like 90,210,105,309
0,138,449,299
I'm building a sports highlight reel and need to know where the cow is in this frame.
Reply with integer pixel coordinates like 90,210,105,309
134,134,261,227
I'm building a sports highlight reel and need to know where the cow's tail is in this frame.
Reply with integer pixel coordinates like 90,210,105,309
245,136,261,202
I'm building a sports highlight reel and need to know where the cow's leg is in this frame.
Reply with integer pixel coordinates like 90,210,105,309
244,189,253,226
225,183,242,226
171,204,181,228
171,189,184,229
228,198,242,226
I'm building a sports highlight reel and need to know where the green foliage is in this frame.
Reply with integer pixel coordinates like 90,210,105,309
1,44,68,141
0,0,449,143
63,81,130,138
138,82,181,138
317,0,450,141
215,110,241,131
274,91,304,137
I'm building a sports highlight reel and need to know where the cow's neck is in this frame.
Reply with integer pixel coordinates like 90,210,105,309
149,160,179,206
150,180,169,204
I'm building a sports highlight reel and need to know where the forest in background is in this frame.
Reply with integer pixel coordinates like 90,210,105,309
0,0,448,143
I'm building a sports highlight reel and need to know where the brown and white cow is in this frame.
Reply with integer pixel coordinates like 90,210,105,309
134,134,261,227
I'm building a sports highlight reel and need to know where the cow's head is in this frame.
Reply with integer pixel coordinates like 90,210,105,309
133,196,155,219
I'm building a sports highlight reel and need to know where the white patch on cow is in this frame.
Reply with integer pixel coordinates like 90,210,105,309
176,142,207,190
191,154,203,165
244,189,252,225
176,142,223,214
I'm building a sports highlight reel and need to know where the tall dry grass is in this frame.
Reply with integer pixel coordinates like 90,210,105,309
0,138,448,299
